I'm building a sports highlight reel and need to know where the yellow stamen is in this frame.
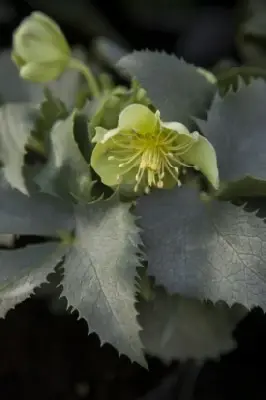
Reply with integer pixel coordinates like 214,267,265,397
108,128,196,191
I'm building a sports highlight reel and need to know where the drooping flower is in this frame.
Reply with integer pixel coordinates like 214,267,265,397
12,11,71,83
91,104,219,194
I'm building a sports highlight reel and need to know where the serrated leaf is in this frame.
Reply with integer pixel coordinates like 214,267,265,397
197,79,266,184
0,176,74,235
136,185,266,309
61,195,145,365
217,177,266,200
0,242,67,317
0,103,38,194
117,51,216,126
137,284,247,362
35,113,92,201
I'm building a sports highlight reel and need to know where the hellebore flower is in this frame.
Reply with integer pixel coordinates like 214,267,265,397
91,104,219,195
12,11,71,83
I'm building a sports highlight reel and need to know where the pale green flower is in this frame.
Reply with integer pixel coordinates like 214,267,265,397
12,11,71,83
91,104,219,194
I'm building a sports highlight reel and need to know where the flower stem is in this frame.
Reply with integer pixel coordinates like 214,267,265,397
69,58,100,98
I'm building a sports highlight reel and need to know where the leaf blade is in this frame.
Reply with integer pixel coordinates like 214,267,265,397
0,242,68,317
137,284,247,362
198,79,266,183
0,176,74,235
61,196,145,365
35,113,92,201
136,185,266,309
0,103,38,194
117,50,216,126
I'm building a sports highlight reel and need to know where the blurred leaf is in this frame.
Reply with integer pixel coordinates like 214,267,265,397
237,0,266,67
30,88,68,155
137,283,247,362
0,242,67,317
217,177,266,200
117,50,216,127
61,195,145,366
0,103,38,194
216,65,266,95
0,48,84,107
35,113,92,201
136,185,266,310
0,50,43,104
0,173,74,236
197,79,266,187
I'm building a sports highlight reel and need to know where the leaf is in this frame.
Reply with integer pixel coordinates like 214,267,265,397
73,110,92,163
0,242,67,317
136,185,266,310
35,113,92,202
197,79,266,184
217,177,266,200
0,176,74,235
61,195,145,365
31,88,68,154
0,50,43,103
0,103,38,194
137,283,247,362
236,0,266,68
46,47,85,110
216,65,266,96
0,48,83,106
117,50,216,126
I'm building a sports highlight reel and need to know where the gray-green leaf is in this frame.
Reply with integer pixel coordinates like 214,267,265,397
0,176,74,235
61,195,145,365
136,185,266,309
137,284,247,362
197,79,266,183
117,50,216,126
0,103,38,194
0,242,67,317
35,113,92,202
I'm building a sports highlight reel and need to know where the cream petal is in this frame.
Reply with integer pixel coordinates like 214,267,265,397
118,103,157,133
181,133,219,189
92,127,108,143
162,121,191,135
101,127,120,143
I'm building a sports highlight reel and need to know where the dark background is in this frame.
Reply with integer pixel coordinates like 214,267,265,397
1,0,266,399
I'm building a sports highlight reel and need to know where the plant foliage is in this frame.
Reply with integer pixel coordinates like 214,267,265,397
2,12,266,367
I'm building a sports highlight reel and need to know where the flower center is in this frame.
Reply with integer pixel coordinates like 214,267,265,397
108,128,196,193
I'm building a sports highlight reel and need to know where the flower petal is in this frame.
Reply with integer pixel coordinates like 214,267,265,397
101,128,120,143
162,121,191,135
118,104,157,133
20,61,65,82
181,133,219,189
91,140,121,187
92,127,108,143
91,136,138,191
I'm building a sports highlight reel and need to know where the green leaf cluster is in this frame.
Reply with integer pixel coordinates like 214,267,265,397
3,12,266,368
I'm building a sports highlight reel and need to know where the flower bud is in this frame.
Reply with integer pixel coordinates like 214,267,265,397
12,11,71,83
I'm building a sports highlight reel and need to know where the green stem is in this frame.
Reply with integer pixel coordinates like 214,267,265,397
69,58,101,98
